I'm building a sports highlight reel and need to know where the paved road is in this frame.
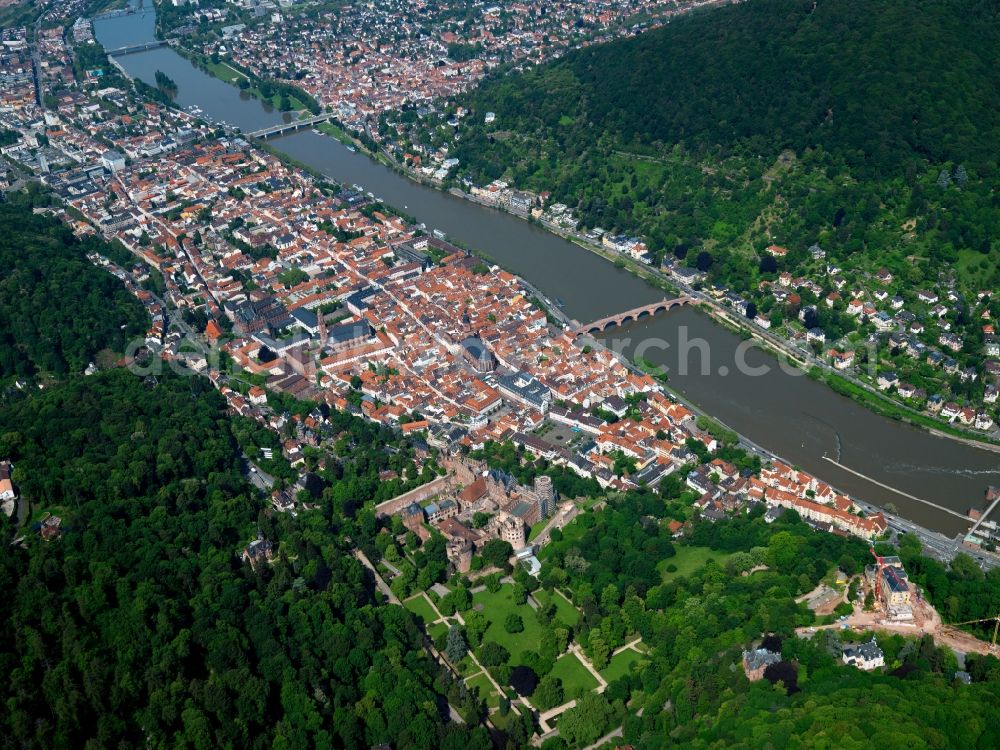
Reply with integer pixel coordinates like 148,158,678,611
15,494,29,528
31,8,46,109
243,457,275,491
851,494,1000,572
582,727,624,750
353,548,399,604
381,559,402,577
568,643,608,691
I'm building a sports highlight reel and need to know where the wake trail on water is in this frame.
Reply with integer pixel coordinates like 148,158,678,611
884,463,1000,478
802,411,842,463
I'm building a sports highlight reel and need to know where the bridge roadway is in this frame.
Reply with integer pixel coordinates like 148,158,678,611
968,487,1000,537
107,40,170,57
92,7,142,21
572,295,694,337
246,113,337,139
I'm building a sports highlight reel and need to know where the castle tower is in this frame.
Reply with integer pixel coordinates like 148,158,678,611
448,539,473,574
499,514,527,549
534,475,555,519
317,312,328,350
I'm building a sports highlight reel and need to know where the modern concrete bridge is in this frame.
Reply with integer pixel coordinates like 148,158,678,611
246,113,337,139
107,40,169,57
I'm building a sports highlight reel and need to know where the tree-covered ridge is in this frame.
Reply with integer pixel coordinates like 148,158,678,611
470,0,999,174
0,371,487,750
694,666,1000,749
0,202,148,379
424,0,1000,293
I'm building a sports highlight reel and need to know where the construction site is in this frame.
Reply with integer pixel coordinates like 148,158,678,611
964,485,1000,552
797,548,1000,659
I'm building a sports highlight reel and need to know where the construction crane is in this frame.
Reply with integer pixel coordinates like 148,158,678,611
950,614,1000,646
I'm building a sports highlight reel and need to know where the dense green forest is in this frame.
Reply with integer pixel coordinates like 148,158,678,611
0,202,148,379
411,0,1000,295
0,371,489,749
455,0,998,173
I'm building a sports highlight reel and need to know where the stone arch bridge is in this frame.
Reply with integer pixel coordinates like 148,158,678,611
572,296,695,337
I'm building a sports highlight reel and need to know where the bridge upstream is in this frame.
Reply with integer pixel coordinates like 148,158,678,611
246,113,337,139
107,40,170,56
572,296,695,337
92,7,147,21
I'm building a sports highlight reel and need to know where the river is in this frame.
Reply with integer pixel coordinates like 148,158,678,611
95,9,1000,535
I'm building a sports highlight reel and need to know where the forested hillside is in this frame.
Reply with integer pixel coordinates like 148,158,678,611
456,0,998,173
535,494,1000,749
0,201,148,379
412,0,1000,293
0,371,488,749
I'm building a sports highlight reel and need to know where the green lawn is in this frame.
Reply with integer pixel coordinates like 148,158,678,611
402,593,440,625
456,654,481,677
203,59,248,85
316,121,353,144
473,584,545,658
527,521,547,542
600,648,645,682
822,370,998,446
192,53,313,114
656,545,736,582
956,247,995,290
465,672,502,708
548,652,599,697
427,620,449,642
252,90,308,113
31,506,69,525
489,704,525,730
534,589,580,628
538,519,586,559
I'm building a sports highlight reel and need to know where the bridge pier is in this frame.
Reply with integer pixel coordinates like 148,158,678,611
107,40,169,57
572,295,694,337
91,8,137,21
247,113,337,139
